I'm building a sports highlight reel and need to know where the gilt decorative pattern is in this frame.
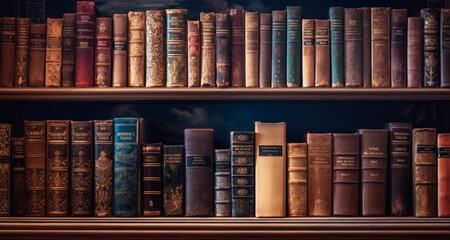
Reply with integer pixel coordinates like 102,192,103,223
166,9,188,87
146,10,165,87
200,12,216,87
128,12,146,87
14,18,30,87
45,18,63,87
163,145,184,216
0,124,11,216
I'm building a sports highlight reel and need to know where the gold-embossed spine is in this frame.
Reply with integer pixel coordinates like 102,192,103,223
128,12,146,87
188,20,200,87
200,12,216,87
245,12,259,87
14,18,30,87
302,19,315,87
166,9,188,87
0,124,11,216
371,8,391,88
45,18,63,87
288,143,308,217
146,10,166,87
112,14,128,87
94,17,112,87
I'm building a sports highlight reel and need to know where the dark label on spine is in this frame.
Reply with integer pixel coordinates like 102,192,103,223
259,145,282,156
186,156,211,167
417,145,437,154
113,41,127,51
438,148,450,158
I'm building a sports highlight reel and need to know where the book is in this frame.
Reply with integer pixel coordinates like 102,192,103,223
315,20,330,87
0,17,15,87
0,124,11,216
259,13,272,88
359,129,388,216
230,9,245,87
200,12,216,87
362,7,371,88
112,14,128,87
215,149,231,217
166,9,188,87
438,133,450,217
94,120,114,217
141,143,163,216
371,7,391,88
412,128,437,217
230,131,255,217
62,13,76,87
302,19,315,87
163,145,184,216
75,1,95,87
216,13,231,88
28,24,46,87
255,122,286,217
391,9,408,88
287,143,307,217
407,17,423,88
128,11,146,87
245,12,259,87
145,10,166,87
45,18,63,87
46,120,70,216
421,8,440,87
287,6,302,88
187,20,200,87
184,129,214,216
329,7,344,87
344,8,362,87
12,138,25,216
14,18,30,87
94,17,112,87
441,9,450,87
271,10,287,88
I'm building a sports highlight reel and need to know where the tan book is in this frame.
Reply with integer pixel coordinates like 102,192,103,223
112,14,128,87
287,143,308,217
315,20,331,87
187,20,200,87
200,12,216,87
145,10,165,87
128,11,145,87
45,18,63,87
302,19,315,87
245,12,259,87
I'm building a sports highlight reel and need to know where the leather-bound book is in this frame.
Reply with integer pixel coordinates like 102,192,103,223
387,122,412,216
145,10,165,87
163,145,184,216
28,24,46,87
46,120,70,217
62,13,76,87
287,6,302,88
359,129,388,216
200,12,216,87
245,12,259,87
438,133,450,217
287,143,307,217
344,8,362,87
412,128,437,217
12,138,25,216
75,1,95,87
329,7,344,87
441,9,450,87
315,20,331,87
0,17,15,87
407,17,423,88
371,8,391,88
307,133,332,216
112,14,128,87
184,129,214,216
230,9,245,87
14,18,30,87
216,13,231,88
421,8,440,87
188,20,200,87
94,17,112,87
0,124,11,216
166,9,188,87
128,12,145,87
361,8,371,88
230,131,255,217
142,143,163,216
45,18,63,87
302,19,315,87
215,149,231,216
94,120,114,217
255,122,286,217
272,10,287,88
391,9,407,88
259,13,272,88
24,121,46,216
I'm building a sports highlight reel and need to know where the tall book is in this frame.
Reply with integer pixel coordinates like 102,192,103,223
216,13,231,88
387,123,412,216
245,12,259,87
421,8,440,87
215,149,231,216
62,13,76,87
438,133,450,217
145,10,166,87
14,18,30,87
230,9,245,87
362,7,371,88
0,124,11,216
128,12,145,87
166,9,188,87
75,1,95,87
230,131,255,217
287,6,302,88
28,24,46,87
187,20,200,87
407,17,423,88
112,14,128,87
287,143,307,217
200,12,216,87
142,143,163,216
441,9,450,87
302,19,315,87
24,121,46,216
329,7,344,87
259,13,272,88
12,138,25,216
94,120,114,217
371,7,391,88
344,8,362,87
94,17,112,87
391,9,407,88
271,10,287,88
412,128,437,217
315,20,331,87
359,129,388,216
0,17,15,87
163,145,184,216
255,122,286,217
45,18,63,87
46,120,70,216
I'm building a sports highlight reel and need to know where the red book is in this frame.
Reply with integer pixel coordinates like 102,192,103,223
75,1,96,87
438,133,450,217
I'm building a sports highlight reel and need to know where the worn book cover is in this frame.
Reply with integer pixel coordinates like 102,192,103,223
230,9,245,87
259,13,272,88
166,9,188,87
187,20,200,87
245,12,259,87
28,24,46,87
287,6,302,88
441,9,450,87
271,10,287,88
62,13,76,87
0,124,11,216
0,17,16,87
14,18,30,87
128,12,146,87
163,145,184,216
344,8,362,87
362,7,371,88
329,7,344,87
421,8,440,87
200,12,216,87
215,149,231,216
216,13,231,88
371,8,391,88
438,133,450,217
94,17,112,87
45,18,63,87
287,143,307,216
112,14,128,87
12,138,25,216
146,10,166,87
407,17,423,88
142,143,163,216
75,1,95,87
302,19,315,87
391,9,408,88
315,20,330,87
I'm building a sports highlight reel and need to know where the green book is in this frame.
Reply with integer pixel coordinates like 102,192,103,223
329,7,344,87
287,6,302,87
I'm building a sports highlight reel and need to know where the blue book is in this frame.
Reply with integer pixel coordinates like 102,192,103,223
329,7,344,87
271,10,287,87
286,6,302,87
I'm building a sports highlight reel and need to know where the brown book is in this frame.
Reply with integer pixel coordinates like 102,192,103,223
214,149,231,216
302,19,315,87
344,8,362,87
362,7,371,88
215,13,231,88
371,7,391,88
259,13,272,88
391,9,407,88
230,9,245,87
141,143,163,216
0,17,16,87
94,17,112,87
75,1,95,87
12,138,26,216
14,18,30,87
28,24,46,87
438,133,450,217
442,9,450,87
412,128,437,217
45,18,63,87
62,13,76,87
200,12,216,87
245,12,259,87
315,20,330,87
287,143,307,217
188,20,200,87
0,124,11,216
407,17,423,88
128,12,145,87
145,10,166,87
112,14,128,87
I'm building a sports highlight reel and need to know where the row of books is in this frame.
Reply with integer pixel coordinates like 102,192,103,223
0,1,449,89
0,120,449,218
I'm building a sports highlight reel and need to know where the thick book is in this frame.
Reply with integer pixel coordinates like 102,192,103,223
62,13,76,87
287,6,302,88
412,128,437,217
421,8,440,87
371,7,391,88
145,10,166,87
329,7,344,87
94,17,112,87
230,131,255,217
187,20,200,87
14,18,30,87
94,120,114,217
441,9,450,87
46,120,70,216
0,124,11,216
24,121,46,216
166,9,188,87
362,7,371,88
45,18,63,87
245,12,259,87
307,133,332,216
12,138,25,216
388,122,412,216
407,17,423,88
112,14,128,87
438,133,450,217
215,149,231,216
216,13,231,88
391,9,408,88
128,12,146,87
302,19,315,87
163,145,184,216
287,143,307,217
200,12,216,87
0,17,15,87
315,20,331,87
230,9,245,87
142,143,163,216
75,1,95,87
359,129,388,216
271,10,287,88
255,122,286,217
344,8,362,87
28,24,46,87
259,13,272,88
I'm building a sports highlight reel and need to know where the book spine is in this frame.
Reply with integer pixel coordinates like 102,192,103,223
272,10,287,88
128,12,145,87
259,13,272,88
62,13,76,87
215,149,231,216
391,9,407,88
245,12,259,87
315,20,331,87
45,18,63,87
287,143,307,216
28,24,46,87
71,121,93,216
188,20,200,87
12,138,25,216
0,17,16,87
422,8,440,87
412,128,437,217
112,14,128,87
94,17,112,87
14,18,30,87
75,1,95,87
230,9,245,87
302,19,315,87
166,9,188,87
230,131,255,217
371,7,391,88
163,145,185,216
145,10,166,87
287,6,302,88
141,143,162,216
362,7,371,88
407,17,423,88
329,7,344,87
441,9,450,87
200,12,216,87
94,120,114,217
216,13,231,88
344,8,362,87
0,124,11,216
46,120,70,216
438,133,450,217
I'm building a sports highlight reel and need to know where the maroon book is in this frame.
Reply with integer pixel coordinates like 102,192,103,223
75,1,96,87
